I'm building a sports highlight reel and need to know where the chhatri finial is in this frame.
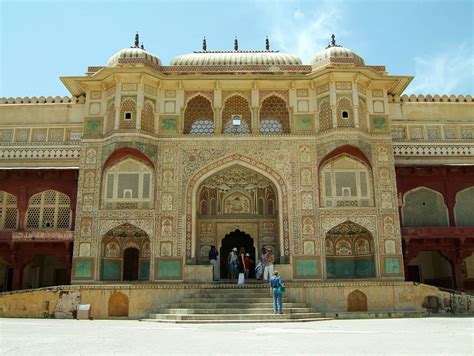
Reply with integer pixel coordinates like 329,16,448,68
234,36,239,51
331,34,336,46
134,32,140,48
140,42,144,50
202,36,207,51
265,36,270,51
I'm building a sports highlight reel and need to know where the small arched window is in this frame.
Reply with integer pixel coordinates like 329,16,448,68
26,190,71,229
103,158,153,209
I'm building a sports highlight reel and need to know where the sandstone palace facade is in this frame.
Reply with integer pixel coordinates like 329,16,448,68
1,35,473,292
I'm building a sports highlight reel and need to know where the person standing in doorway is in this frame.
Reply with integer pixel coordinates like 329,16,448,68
244,253,253,279
208,246,219,281
256,247,266,280
270,270,284,314
263,248,274,282
228,247,238,280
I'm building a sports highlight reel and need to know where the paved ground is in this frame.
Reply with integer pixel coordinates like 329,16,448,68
0,317,472,355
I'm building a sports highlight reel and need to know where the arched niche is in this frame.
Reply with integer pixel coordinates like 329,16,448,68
184,95,214,134
454,187,474,227
402,187,448,227
347,290,368,312
325,221,375,279
101,224,151,282
108,291,129,317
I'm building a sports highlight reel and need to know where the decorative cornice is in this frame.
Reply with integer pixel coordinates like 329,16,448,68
0,96,86,105
389,94,473,103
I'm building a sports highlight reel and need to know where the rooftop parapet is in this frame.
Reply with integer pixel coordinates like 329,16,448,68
389,94,473,103
0,96,86,105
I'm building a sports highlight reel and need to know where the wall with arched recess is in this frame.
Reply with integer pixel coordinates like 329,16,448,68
347,290,368,311
454,187,474,227
108,291,129,317
186,154,289,261
402,187,449,227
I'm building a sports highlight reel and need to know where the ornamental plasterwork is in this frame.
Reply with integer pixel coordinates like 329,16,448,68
98,218,154,237
321,215,377,236
201,165,273,189
222,90,250,103
185,90,214,104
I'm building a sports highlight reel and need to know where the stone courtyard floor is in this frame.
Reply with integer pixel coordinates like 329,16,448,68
0,317,472,355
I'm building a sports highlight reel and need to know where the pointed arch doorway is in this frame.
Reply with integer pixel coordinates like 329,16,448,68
220,229,256,279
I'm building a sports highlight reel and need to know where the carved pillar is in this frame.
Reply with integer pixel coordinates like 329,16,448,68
445,180,457,227
352,84,360,128
17,186,27,231
251,107,259,134
136,82,144,130
214,107,222,134
114,85,121,130
329,81,337,128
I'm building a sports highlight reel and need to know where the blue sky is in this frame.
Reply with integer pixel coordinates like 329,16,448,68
1,0,473,97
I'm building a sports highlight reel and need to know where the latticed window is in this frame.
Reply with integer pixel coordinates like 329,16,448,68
106,101,115,132
259,95,289,133
26,190,71,229
119,98,137,129
0,191,18,230
184,96,214,134
319,98,332,131
337,97,354,128
260,119,283,134
190,120,215,134
222,95,252,134
141,100,155,133
358,98,367,131
103,158,153,209
320,156,373,208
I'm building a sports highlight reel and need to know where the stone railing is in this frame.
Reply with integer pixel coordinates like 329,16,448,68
0,143,81,161
393,143,474,157
388,94,473,103
0,96,86,105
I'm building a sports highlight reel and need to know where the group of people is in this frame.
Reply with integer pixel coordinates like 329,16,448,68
208,245,284,314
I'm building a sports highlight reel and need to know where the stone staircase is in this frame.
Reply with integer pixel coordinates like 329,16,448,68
142,285,329,323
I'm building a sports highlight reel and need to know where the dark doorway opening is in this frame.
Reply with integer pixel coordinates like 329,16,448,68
220,229,256,279
407,265,421,283
123,247,139,281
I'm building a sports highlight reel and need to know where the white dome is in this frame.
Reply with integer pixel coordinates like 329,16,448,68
170,51,302,66
107,47,161,67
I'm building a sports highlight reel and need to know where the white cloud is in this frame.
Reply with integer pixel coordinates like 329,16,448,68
293,9,304,19
406,43,474,95
260,0,346,63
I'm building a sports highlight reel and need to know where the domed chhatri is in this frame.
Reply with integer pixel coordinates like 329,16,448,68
107,33,161,67
311,34,365,69
170,36,302,66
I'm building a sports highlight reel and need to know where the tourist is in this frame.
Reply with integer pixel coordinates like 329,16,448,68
256,247,266,280
244,253,253,279
263,248,274,282
208,246,219,281
228,247,238,280
237,247,246,284
270,271,284,314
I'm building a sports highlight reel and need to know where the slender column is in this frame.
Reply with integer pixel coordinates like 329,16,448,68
329,81,337,128
251,107,259,134
114,85,121,129
352,83,360,128
136,82,144,130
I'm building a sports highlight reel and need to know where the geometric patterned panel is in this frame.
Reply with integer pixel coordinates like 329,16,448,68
25,190,71,230
119,98,137,129
184,95,214,134
222,95,252,133
141,100,155,133
0,191,18,230
337,97,354,128
319,98,332,131
259,95,289,133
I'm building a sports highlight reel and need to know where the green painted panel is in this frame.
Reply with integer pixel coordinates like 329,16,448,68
326,257,375,278
355,259,375,277
372,117,387,130
102,259,121,280
84,118,103,135
139,260,150,280
384,257,401,274
162,118,177,131
298,117,312,130
295,258,318,277
74,259,92,278
156,259,181,278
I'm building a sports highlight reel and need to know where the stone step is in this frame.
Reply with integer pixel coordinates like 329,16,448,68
147,312,324,321
167,302,307,309
141,317,332,324
194,291,271,296
158,307,316,314
179,297,287,303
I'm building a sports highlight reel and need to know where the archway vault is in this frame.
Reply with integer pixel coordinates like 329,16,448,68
186,154,290,261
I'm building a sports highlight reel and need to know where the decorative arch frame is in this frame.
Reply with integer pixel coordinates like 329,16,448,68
258,94,291,134
183,94,215,134
402,186,449,227
454,186,474,226
221,94,252,133
186,154,290,260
